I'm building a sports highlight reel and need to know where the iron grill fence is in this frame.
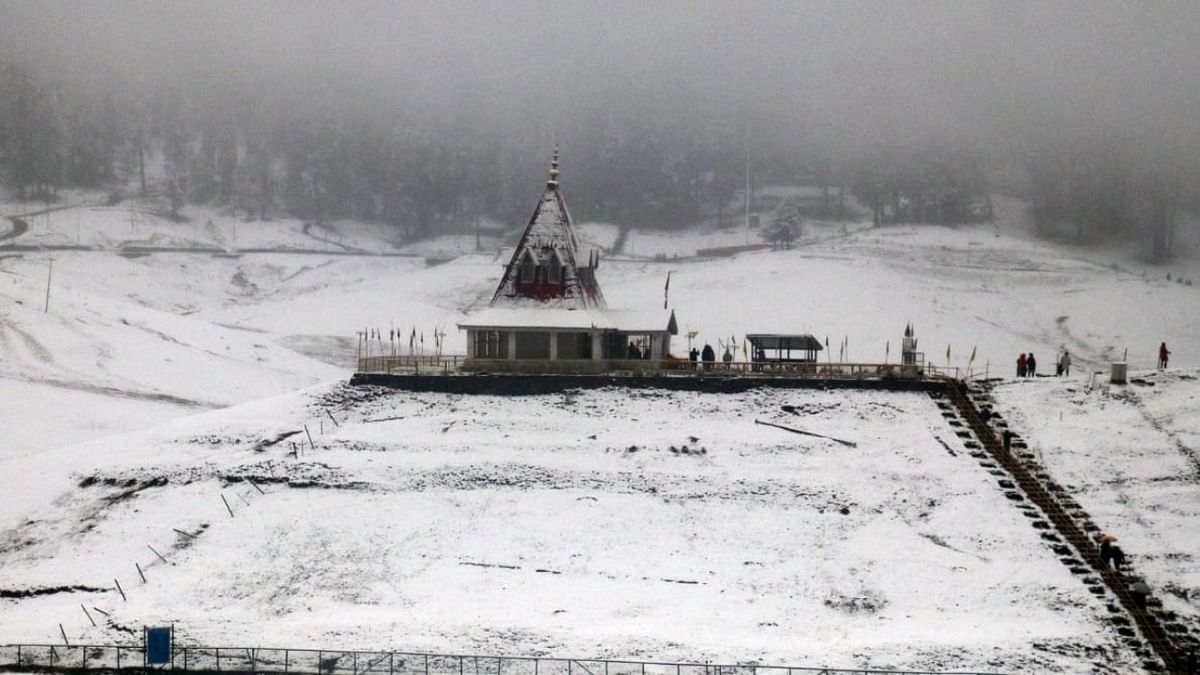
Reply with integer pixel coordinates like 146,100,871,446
353,355,974,382
0,644,1007,675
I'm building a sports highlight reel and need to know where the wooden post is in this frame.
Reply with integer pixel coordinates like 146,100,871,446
237,491,251,506
114,578,126,601
135,562,147,583
81,603,96,626
172,528,197,539
248,479,266,495
148,544,170,564
326,410,339,428
304,425,315,450
44,257,54,313
59,623,69,647
221,493,235,518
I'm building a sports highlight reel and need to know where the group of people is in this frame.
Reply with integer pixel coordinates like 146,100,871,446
1016,352,1040,377
1016,350,1074,377
688,344,734,368
1016,343,1174,378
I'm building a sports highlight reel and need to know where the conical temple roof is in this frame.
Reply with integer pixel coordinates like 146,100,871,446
490,150,605,308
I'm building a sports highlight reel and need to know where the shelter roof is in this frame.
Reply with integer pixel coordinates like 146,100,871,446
746,334,824,351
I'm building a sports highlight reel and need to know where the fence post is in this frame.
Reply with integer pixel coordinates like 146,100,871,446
117,646,121,670
216,648,221,671
354,651,358,675
185,647,189,671
426,654,430,675
318,651,323,675
390,653,394,675
83,646,88,670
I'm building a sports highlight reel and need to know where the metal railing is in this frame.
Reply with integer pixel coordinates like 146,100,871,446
356,354,467,375
0,644,1008,675
355,355,966,382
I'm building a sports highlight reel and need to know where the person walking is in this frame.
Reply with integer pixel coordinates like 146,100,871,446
701,343,716,370
1111,545,1126,572
1059,351,1071,376
1026,352,1037,377
1017,353,1027,378
1159,342,1170,369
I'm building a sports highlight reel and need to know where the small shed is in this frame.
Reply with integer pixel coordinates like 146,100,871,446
747,334,824,363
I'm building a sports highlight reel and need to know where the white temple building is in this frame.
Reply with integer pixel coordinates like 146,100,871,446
458,151,677,372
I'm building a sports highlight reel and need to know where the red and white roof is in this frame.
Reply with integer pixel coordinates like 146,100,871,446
490,150,606,309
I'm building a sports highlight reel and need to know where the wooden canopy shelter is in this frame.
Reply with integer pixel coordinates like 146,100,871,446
747,334,824,363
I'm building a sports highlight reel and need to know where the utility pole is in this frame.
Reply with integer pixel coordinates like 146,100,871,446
744,124,751,245
44,257,54,313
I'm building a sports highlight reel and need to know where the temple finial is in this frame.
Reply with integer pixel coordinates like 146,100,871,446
547,145,560,188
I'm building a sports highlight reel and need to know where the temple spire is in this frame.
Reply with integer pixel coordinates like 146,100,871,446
490,146,604,308
547,145,560,189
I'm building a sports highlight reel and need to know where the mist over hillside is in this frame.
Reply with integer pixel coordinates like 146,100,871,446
2,2,1199,255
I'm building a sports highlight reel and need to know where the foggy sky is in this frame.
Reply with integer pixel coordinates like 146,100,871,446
3,1,1200,154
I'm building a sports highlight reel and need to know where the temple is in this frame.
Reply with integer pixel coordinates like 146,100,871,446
458,150,678,372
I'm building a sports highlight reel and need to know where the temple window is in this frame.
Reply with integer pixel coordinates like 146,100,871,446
519,252,536,283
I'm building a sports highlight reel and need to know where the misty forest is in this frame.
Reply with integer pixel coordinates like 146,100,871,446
2,2,1199,260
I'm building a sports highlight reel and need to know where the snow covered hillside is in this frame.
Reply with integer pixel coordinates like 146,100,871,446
0,384,1149,673
3,192,1200,673
994,370,1200,638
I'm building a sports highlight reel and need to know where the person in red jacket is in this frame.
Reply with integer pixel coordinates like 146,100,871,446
1017,353,1027,378
1159,342,1170,369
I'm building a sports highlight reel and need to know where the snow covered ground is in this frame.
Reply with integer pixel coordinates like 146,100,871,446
3,190,1200,672
0,384,1147,673
993,369,1200,635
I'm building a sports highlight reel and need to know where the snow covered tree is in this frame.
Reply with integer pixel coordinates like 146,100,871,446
763,197,803,249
